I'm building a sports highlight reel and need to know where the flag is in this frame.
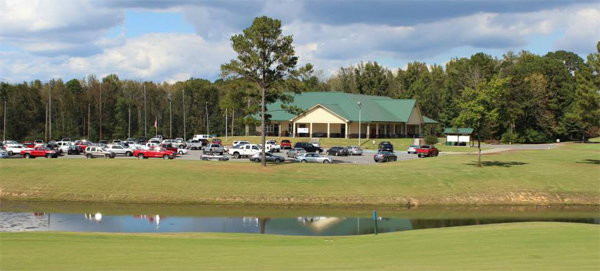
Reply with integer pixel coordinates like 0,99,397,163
154,119,157,128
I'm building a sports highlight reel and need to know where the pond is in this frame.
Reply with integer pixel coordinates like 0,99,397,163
1,202,598,236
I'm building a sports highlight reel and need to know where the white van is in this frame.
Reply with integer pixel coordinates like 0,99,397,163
193,134,210,140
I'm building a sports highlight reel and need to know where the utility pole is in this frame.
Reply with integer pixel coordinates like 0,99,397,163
44,103,48,142
231,109,235,137
169,101,172,139
357,101,362,146
144,85,147,138
87,103,90,139
183,89,186,141
3,100,7,142
99,82,102,141
49,81,52,141
128,106,131,139
205,101,209,135
225,108,228,142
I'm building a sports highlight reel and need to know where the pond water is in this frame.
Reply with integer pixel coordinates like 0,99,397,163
1,210,598,236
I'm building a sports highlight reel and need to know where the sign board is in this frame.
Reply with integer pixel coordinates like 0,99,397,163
447,135,458,142
297,128,309,134
458,136,470,143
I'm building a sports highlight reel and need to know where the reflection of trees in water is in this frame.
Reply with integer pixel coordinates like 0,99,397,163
410,218,599,229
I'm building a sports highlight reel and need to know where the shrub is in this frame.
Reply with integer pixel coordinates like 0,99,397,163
425,135,439,145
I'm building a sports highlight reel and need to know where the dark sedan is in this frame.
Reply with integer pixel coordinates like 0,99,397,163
378,141,394,152
373,151,397,163
67,145,81,155
326,146,349,156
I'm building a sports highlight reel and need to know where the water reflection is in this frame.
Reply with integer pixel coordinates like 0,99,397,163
1,212,597,235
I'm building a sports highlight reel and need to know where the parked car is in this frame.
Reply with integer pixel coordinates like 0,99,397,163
280,140,292,149
84,146,116,158
287,148,306,158
228,144,262,159
22,141,35,148
133,147,176,159
296,153,332,163
176,148,188,155
5,144,31,156
99,140,108,146
417,145,439,158
56,141,72,154
200,154,229,161
67,145,81,155
232,140,250,147
294,142,323,153
193,134,210,140
61,138,72,142
174,138,186,148
346,146,363,156
327,146,349,156
378,141,394,152
203,143,224,155
34,139,45,147
21,146,58,159
0,149,8,159
185,140,202,150
374,151,397,163
211,138,222,144
106,144,133,156
265,140,281,152
407,144,420,154
249,152,285,163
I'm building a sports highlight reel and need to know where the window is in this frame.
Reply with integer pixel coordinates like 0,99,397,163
252,146,259,150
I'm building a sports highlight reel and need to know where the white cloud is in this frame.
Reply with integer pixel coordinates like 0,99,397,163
554,8,600,55
0,33,235,83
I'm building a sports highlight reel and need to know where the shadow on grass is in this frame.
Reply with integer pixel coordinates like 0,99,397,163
465,161,528,167
576,159,600,165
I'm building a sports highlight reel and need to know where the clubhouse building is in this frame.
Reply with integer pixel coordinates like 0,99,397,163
261,92,438,138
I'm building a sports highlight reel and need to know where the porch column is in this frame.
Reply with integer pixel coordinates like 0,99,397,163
376,123,379,138
278,122,282,137
327,123,330,138
310,122,313,138
366,123,370,139
345,122,349,139
293,122,297,138
384,124,387,138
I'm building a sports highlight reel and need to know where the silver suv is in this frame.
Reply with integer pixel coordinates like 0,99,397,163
85,146,116,159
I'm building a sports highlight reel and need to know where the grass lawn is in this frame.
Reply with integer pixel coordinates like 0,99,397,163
1,222,598,271
215,135,489,152
1,143,598,206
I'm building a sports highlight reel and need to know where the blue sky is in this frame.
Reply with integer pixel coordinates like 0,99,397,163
0,0,598,83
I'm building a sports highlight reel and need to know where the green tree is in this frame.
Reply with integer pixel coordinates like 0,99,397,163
454,76,507,167
221,16,303,166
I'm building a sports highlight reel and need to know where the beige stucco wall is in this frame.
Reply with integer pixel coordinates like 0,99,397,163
294,107,346,124
407,106,423,125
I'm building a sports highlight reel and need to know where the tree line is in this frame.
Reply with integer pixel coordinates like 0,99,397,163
1,44,598,143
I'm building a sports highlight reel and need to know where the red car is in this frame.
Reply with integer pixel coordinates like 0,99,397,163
160,143,178,153
21,146,58,159
22,141,35,148
280,140,292,149
211,138,222,144
133,147,176,159
74,140,93,152
416,145,439,158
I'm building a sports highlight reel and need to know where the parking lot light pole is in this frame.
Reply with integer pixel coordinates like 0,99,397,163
357,101,361,146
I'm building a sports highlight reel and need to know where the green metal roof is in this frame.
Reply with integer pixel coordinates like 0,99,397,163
423,116,439,124
443,127,474,134
265,92,437,123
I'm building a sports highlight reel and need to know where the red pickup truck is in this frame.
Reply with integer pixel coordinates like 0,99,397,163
417,145,439,158
21,146,59,159
134,147,176,159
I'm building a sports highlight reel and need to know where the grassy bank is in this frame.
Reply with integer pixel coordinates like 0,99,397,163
1,143,598,206
216,135,489,152
1,222,598,271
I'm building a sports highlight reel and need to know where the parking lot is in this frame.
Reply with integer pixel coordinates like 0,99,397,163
3,148,419,165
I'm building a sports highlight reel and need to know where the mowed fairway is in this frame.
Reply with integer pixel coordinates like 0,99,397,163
1,222,598,271
0,143,598,206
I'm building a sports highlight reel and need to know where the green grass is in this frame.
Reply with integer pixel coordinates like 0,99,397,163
1,143,598,206
1,222,598,271
217,136,489,152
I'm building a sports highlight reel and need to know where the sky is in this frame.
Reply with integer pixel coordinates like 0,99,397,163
0,0,598,83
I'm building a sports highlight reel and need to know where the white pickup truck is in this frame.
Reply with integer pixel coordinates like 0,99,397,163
265,140,281,153
228,144,262,159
